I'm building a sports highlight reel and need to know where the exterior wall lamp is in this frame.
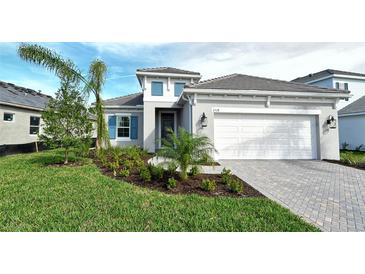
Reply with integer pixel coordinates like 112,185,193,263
201,112,208,127
327,115,337,129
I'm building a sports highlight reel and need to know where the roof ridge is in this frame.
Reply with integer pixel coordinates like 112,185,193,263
188,73,238,87
235,73,342,92
103,92,142,102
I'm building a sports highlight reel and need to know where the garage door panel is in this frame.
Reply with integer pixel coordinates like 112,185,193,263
214,113,318,160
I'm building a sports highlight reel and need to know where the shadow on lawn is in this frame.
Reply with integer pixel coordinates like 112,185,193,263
29,150,87,167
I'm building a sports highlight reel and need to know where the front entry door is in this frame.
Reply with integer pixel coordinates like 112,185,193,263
160,112,175,142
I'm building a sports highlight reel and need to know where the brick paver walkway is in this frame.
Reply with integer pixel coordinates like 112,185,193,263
220,160,365,232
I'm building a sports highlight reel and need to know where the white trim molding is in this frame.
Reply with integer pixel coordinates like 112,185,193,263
338,112,365,118
212,107,321,115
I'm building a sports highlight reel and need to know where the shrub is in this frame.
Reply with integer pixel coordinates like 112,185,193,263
123,159,134,170
149,164,164,180
201,179,216,192
157,127,215,180
97,149,108,166
75,139,92,158
356,144,364,151
228,178,243,193
221,168,232,185
167,177,177,189
119,168,130,178
167,161,178,175
342,142,349,150
189,165,200,176
108,162,119,177
139,167,152,182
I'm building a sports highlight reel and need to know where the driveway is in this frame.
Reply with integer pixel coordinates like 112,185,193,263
219,160,365,232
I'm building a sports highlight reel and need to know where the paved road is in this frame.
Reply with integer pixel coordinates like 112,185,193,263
220,160,365,232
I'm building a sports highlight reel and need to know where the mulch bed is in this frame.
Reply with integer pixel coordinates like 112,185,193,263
93,157,263,198
324,159,365,171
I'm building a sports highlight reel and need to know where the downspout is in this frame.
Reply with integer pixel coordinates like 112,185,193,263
182,94,193,133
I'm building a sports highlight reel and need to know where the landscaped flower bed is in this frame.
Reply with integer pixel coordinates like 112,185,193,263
92,146,263,198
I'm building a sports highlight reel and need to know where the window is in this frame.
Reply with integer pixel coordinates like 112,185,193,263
174,82,185,97
3,113,14,122
117,116,130,138
30,116,40,135
335,82,349,90
151,81,163,96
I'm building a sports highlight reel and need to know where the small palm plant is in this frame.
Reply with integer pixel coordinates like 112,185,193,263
157,127,215,180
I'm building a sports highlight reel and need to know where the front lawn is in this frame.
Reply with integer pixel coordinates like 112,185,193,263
0,150,319,231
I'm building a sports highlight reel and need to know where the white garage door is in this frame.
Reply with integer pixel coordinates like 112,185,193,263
214,113,318,160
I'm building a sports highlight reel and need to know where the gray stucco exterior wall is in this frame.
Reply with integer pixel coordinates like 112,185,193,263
0,105,42,145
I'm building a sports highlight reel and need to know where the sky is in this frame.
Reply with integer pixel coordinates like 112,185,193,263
2,42,365,100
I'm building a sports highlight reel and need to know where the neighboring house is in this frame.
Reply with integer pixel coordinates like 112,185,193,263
105,67,349,160
0,81,50,146
292,69,365,110
337,95,365,150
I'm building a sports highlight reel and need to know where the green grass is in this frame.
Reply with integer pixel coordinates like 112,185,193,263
0,150,319,232
340,150,365,167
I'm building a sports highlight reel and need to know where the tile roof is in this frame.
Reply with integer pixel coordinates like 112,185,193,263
292,69,365,83
102,92,143,107
187,73,347,93
136,67,201,76
339,95,365,115
0,81,51,110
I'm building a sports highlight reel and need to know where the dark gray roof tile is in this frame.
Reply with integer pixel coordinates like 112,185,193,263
187,73,347,93
339,95,365,115
0,81,51,109
102,92,143,107
137,67,200,76
292,69,365,83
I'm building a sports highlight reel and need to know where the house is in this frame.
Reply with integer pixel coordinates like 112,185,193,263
104,67,350,160
337,95,365,150
292,69,365,110
0,81,50,146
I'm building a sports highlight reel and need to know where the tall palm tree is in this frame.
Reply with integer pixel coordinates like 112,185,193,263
88,60,109,149
18,43,109,150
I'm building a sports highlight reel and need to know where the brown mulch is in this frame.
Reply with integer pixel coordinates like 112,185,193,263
93,158,263,198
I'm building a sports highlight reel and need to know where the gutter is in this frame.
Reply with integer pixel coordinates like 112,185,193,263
0,101,44,111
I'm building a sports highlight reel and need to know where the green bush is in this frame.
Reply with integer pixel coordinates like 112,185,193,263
123,159,134,170
139,167,152,182
228,178,243,193
108,162,119,177
201,179,216,192
221,168,232,185
167,177,177,189
119,168,130,178
75,139,92,158
167,161,178,175
149,164,164,180
189,165,200,176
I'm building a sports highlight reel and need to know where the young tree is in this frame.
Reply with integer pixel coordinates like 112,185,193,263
157,127,215,180
40,80,93,164
18,43,109,151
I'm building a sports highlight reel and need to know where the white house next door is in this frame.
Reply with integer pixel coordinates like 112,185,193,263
214,113,318,160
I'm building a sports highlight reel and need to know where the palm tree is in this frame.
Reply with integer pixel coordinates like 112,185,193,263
88,60,110,149
18,43,109,150
157,127,215,180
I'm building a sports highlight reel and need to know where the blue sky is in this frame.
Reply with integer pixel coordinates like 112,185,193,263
2,42,365,100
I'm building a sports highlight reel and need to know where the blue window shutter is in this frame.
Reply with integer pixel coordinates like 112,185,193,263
108,115,116,139
131,116,138,140
151,81,163,96
174,83,185,96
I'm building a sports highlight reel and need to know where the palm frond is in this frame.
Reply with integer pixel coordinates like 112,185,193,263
18,43,87,85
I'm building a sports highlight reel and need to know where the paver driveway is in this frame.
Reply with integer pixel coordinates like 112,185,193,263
220,160,365,232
